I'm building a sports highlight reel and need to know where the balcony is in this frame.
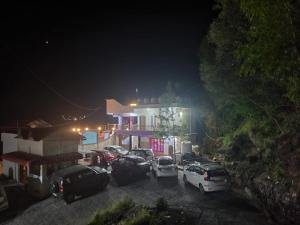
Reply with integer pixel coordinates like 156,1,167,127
105,124,155,131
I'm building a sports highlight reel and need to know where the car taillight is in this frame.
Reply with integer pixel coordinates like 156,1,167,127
204,172,210,181
59,180,64,192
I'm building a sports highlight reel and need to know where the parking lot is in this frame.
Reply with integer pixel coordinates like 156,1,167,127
0,171,269,225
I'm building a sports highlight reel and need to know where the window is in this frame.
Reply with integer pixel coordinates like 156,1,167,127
159,158,173,165
187,166,195,172
208,169,227,177
81,169,94,177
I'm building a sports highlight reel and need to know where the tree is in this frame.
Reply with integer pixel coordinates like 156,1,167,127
154,82,190,141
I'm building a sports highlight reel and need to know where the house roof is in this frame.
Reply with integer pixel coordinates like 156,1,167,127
16,127,82,141
2,151,82,165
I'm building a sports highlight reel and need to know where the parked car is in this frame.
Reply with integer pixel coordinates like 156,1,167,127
0,184,30,214
111,155,150,186
104,145,129,157
152,156,178,179
91,150,117,168
50,165,109,204
183,163,230,193
128,148,154,161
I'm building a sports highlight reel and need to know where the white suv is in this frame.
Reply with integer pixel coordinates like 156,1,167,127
152,156,178,178
183,163,230,193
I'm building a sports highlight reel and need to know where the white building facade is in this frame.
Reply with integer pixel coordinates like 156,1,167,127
106,98,192,158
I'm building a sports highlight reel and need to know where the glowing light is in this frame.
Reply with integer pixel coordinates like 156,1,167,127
72,128,76,132
98,127,102,131
130,103,137,107
76,128,81,132
112,127,115,131
85,127,89,131
126,127,129,131
179,111,183,118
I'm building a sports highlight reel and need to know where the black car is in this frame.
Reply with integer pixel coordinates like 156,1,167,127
128,149,154,162
50,165,109,204
180,153,212,165
111,155,150,186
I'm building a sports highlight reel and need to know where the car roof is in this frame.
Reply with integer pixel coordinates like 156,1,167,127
131,148,152,152
157,156,172,160
123,155,144,160
188,162,223,169
53,165,89,177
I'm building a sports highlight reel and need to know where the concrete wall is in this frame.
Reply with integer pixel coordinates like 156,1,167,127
43,140,78,156
17,138,43,155
1,133,18,154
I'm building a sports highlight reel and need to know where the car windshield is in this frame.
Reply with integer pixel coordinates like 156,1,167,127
116,147,128,152
145,150,153,156
208,169,227,177
159,158,173,165
104,151,114,157
135,157,146,163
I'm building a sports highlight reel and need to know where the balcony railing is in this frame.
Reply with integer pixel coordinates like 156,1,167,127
105,124,156,131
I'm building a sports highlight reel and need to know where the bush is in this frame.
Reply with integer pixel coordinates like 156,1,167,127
88,196,134,225
155,198,168,212
122,207,151,225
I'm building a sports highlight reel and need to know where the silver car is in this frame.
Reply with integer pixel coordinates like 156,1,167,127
152,156,178,178
183,163,230,193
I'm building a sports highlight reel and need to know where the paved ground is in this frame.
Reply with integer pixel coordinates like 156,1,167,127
0,171,270,225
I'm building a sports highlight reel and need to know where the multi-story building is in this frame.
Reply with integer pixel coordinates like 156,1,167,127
106,98,193,157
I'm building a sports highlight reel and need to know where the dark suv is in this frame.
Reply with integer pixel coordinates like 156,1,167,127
111,155,150,186
128,149,154,161
50,165,109,203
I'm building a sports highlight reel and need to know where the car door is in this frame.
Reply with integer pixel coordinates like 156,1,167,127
192,166,204,187
185,165,194,184
188,166,199,187
152,159,158,173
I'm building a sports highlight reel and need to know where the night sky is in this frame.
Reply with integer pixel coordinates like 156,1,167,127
0,2,215,125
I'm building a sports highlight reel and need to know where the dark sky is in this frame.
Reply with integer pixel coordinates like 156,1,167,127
0,2,215,125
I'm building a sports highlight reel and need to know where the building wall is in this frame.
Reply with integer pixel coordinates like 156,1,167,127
1,133,18,154
2,160,19,181
133,107,191,130
43,139,78,156
17,138,43,155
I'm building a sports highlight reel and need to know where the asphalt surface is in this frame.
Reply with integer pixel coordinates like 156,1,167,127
0,171,270,225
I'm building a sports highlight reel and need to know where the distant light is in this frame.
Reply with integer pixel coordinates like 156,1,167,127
72,128,76,132
130,103,137,107
77,128,81,132
126,128,129,131
112,127,115,131
98,127,102,131
179,112,183,118
85,127,89,131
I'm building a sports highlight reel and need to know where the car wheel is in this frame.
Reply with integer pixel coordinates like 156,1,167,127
65,193,75,204
183,175,188,185
199,184,206,194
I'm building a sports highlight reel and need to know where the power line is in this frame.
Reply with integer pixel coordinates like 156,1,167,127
1,43,101,111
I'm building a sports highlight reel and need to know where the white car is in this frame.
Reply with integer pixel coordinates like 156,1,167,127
152,156,178,178
183,163,230,193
